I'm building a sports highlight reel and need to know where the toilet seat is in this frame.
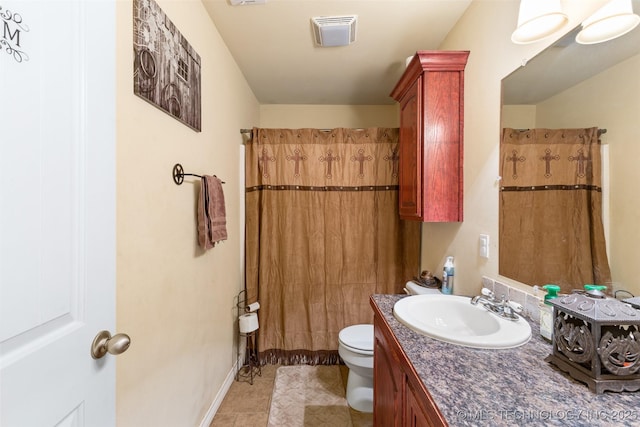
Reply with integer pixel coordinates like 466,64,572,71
341,342,373,356
339,324,373,355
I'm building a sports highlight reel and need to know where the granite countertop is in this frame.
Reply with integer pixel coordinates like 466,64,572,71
372,294,640,427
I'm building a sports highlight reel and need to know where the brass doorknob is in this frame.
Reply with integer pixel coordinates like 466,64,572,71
91,330,131,359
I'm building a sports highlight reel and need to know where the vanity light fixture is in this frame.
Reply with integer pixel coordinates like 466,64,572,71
576,0,640,44
229,0,266,5
511,0,569,44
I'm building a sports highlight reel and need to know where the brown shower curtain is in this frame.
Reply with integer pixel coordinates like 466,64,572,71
245,128,420,364
499,128,611,293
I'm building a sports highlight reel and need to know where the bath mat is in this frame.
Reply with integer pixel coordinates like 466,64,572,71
267,365,353,427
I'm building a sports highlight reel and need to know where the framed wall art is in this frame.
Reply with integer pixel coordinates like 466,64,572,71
133,0,201,131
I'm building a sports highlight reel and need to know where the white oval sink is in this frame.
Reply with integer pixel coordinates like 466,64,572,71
393,295,531,349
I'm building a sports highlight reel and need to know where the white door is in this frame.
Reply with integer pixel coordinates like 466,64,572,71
1,1,120,426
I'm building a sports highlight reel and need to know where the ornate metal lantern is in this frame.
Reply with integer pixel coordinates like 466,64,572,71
546,291,640,393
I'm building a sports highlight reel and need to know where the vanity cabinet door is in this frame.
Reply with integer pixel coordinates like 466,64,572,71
406,382,431,427
391,51,469,222
374,316,405,427
398,78,423,220
406,378,442,427
373,305,448,427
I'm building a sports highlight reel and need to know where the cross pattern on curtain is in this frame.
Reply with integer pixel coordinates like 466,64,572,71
247,130,400,189
499,128,611,293
245,128,420,365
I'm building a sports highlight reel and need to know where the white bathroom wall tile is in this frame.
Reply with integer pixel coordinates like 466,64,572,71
481,276,495,293
493,281,509,300
509,287,526,307
525,293,542,323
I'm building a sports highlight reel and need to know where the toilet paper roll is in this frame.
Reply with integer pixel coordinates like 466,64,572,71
239,313,259,333
245,302,260,313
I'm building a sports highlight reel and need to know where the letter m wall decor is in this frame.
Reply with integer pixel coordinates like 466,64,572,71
133,0,201,131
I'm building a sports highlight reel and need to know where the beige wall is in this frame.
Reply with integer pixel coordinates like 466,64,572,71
259,104,398,128
535,54,640,295
426,0,609,296
502,104,536,129
116,0,259,426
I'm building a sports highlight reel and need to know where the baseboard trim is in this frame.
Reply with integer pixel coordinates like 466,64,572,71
199,361,238,427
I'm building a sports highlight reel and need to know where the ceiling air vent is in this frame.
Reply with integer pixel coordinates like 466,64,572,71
311,15,357,47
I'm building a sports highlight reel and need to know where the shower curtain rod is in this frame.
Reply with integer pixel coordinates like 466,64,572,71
242,128,608,137
514,128,607,136
239,128,366,135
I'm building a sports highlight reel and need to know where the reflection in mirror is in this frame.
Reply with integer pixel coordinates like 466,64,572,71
500,6,640,297
499,127,611,294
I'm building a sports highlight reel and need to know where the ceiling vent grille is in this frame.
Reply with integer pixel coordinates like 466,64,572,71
311,15,357,47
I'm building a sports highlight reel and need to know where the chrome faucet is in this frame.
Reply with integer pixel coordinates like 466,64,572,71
471,288,523,321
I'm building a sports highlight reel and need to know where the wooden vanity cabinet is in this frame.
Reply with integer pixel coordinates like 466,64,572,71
390,51,469,222
373,309,447,427
373,315,405,427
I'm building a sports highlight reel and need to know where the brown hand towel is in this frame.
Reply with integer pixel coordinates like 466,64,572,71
197,175,227,250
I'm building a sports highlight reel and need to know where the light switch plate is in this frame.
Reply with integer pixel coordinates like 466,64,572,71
479,234,489,259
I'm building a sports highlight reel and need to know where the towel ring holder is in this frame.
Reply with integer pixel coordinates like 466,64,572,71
172,163,225,186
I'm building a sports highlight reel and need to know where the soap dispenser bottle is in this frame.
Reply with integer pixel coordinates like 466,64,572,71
540,284,560,341
584,284,607,297
442,256,454,295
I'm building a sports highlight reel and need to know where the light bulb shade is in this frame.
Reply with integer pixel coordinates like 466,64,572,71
511,0,569,44
576,0,640,44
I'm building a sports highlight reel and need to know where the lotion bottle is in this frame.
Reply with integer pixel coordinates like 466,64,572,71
442,256,455,295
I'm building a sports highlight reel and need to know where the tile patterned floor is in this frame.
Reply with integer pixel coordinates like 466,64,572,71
210,364,373,427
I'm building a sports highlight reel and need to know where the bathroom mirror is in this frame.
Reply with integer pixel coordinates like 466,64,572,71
500,7,640,296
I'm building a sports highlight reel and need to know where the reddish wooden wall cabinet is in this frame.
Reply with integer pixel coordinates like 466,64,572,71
390,51,469,222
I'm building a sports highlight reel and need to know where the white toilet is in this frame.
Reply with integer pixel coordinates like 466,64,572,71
404,280,443,296
338,324,375,413
338,283,441,413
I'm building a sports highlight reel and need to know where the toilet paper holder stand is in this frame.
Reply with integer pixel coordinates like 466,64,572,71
235,290,261,385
